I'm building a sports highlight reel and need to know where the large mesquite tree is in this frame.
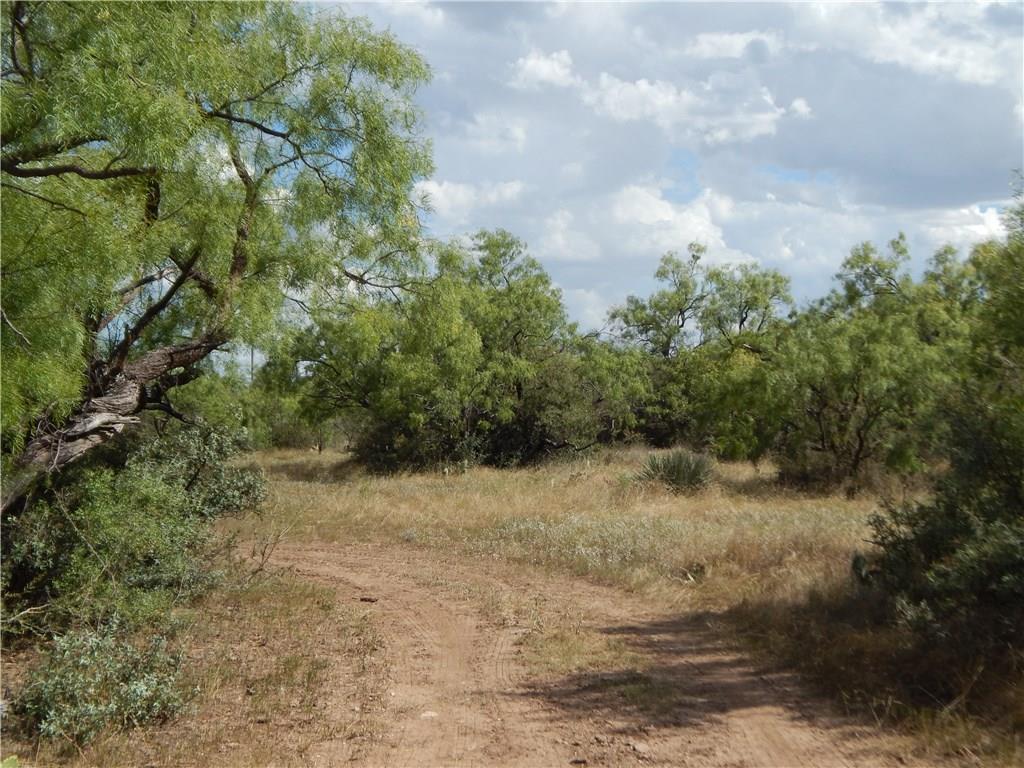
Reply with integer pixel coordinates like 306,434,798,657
299,231,646,469
1,2,431,507
608,247,791,452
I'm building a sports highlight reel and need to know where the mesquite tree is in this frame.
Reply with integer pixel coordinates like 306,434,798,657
1,2,431,508
301,231,646,469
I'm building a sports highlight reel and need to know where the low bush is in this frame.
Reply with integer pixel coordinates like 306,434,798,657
869,225,1023,669
4,469,212,631
869,401,1024,664
2,424,265,746
13,624,188,746
3,425,265,634
637,449,713,493
132,425,267,519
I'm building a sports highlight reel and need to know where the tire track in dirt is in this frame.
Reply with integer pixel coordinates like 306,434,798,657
269,542,927,768
271,545,571,767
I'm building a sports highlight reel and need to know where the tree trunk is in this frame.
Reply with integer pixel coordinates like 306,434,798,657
1,336,223,512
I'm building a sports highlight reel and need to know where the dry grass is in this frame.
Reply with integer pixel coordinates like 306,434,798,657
3,573,389,768
11,447,1009,764
235,447,1021,764
520,618,643,678
239,446,879,611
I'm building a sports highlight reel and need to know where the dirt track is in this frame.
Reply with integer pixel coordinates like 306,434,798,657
269,542,923,768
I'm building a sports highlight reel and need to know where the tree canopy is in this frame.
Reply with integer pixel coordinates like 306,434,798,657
295,231,644,469
1,1,431,505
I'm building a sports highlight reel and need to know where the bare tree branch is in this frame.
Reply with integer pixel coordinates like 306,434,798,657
108,247,202,373
203,107,291,140
1,158,155,180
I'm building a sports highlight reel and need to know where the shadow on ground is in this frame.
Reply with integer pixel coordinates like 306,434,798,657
505,610,906,766
516,612,802,727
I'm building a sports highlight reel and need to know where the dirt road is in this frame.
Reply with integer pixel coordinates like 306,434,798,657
268,541,922,768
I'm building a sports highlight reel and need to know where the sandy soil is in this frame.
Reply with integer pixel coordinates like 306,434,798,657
268,541,924,768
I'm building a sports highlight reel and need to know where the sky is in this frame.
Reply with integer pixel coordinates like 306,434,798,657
344,1,1023,329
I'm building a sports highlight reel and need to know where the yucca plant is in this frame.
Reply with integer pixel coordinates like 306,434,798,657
637,449,714,493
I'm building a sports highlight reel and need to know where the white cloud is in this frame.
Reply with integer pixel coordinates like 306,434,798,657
683,31,782,59
582,73,698,129
610,184,751,261
715,197,874,274
789,97,813,118
700,82,786,145
921,204,1007,252
381,1,444,28
509,49,580,90
543,2,572,20
796,4,1018,87
465,113,528,154
675,195,1010,298
359,1,1017,324
505,38,821,147
574,70,788,145
479,181,525,204
535,209,601,262
561,287,610,330
415,179,524,222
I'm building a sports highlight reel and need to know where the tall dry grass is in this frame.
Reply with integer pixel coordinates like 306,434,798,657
239,446,880,610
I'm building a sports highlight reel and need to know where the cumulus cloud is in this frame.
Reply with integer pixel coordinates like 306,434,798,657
510,49,581,89
794,3,1019,87
788,97,813,118
672,195,1011,300
415,179,525,223
920,204,1007,252
583,72,788,145
561,287,611,330
700,81,787,146
379,0,445,28
511,49,793,146
535,209,602,262
610,184,750,262
465,112,528,154
351,1,1019,324
683,31,783,59
582,74,698,128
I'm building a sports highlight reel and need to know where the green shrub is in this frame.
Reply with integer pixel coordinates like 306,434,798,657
14,625,188,746
870,401,1024,661
2,425,264,745
2,426,265,634
132,425,267,519
637,449,713,493
4,472,210,630
869,219,1023,675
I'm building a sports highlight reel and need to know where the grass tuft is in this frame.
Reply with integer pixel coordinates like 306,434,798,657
636,448,714,493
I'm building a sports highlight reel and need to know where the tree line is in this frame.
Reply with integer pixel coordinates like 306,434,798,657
202,227,1016,493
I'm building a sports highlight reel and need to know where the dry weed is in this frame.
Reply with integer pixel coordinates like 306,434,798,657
5,574,388,768
239,448,876,611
